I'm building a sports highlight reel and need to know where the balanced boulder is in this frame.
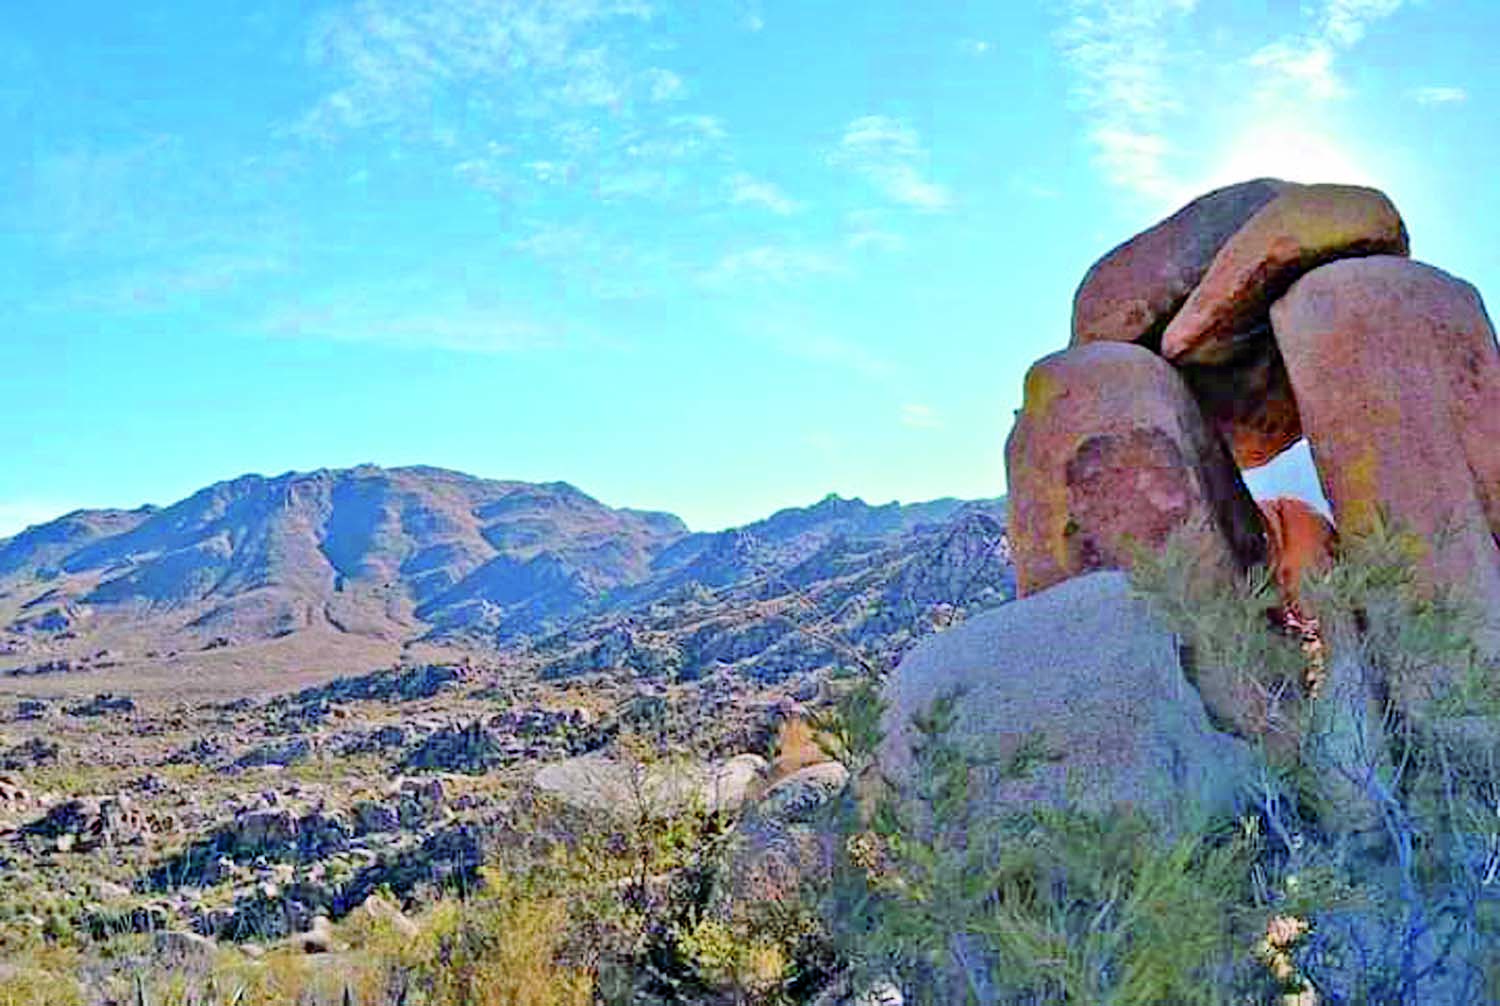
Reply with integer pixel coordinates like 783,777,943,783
1004,341,1266,598
1162,183,1409,367
1071,178,1288,348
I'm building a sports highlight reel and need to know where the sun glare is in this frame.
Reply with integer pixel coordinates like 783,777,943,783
1200,120,1379,191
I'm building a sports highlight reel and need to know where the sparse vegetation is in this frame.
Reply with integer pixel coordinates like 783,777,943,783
9,507,1500,1005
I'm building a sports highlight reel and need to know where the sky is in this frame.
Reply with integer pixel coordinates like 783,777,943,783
2,0,1495,535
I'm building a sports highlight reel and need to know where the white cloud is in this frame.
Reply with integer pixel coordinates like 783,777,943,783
845,210,906,252
1247,39,1345,100
294,0,661,141
831,115,951,211
727,172,799,215
700,246,844,288
511,223,677,301
1248,0,1407,100
1411,85,1468,105
642,67,684,101
1054,1,1195,200
1320,0,1406,47
596,168,673,200
960,39,991,55
899,403,942,430
1055,0,1409,200
527,159,572,183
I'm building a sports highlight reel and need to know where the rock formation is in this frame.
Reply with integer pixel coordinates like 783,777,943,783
1005,174,1500,739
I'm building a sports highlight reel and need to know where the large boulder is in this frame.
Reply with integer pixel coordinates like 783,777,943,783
1071,178,1288,348
1375,260,1500,540
876,572,1259,831
1004,341,1266,598
1162,183,1409,366
1271,256,1500,688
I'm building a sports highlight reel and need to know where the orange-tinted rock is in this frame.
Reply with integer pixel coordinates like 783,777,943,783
1257,497,1337,607
1071,178,1287,349
1395,261,1500,541
1004,342,1266,598
1271,257,1500,681
1179,344,1302,469
1163,184,1409,366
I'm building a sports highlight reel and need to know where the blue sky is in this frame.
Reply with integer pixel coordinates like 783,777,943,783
3,0,1495,534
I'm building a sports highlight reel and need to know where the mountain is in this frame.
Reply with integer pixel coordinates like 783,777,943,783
0,466,1010,688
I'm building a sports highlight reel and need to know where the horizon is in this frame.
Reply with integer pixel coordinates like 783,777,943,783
5,0,1484,536
0,458,1010,538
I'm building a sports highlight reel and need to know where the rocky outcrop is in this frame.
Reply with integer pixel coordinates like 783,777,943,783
1004,342,1266,597
1010,175,1500,765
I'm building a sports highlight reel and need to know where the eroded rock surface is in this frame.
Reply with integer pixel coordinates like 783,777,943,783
1005,342,1265,597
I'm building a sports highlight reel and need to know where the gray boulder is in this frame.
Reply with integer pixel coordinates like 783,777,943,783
877,571,1257,832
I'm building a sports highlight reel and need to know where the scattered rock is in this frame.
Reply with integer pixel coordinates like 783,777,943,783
286,914,338,954
151,929,221,970
400,720,504,774
16,698,54,720
709,762,849,926
534,752,767,818
234,737,313,770
348,892,419,940
64,692,136,717
23,794,151,852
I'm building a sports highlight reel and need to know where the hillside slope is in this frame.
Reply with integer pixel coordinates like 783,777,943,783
0,467,1010,690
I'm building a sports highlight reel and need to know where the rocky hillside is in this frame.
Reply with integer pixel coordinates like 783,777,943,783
520,500,1013,684
0,467,1010,686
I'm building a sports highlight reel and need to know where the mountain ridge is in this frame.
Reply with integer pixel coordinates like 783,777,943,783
0,465,1010,691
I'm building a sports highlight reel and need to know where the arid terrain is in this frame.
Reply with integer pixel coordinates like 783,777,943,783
0,471,1017,1001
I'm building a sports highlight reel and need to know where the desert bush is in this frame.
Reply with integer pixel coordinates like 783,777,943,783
817,687,1265,1006
801,506,1500,1005
1137,509,1500,1004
